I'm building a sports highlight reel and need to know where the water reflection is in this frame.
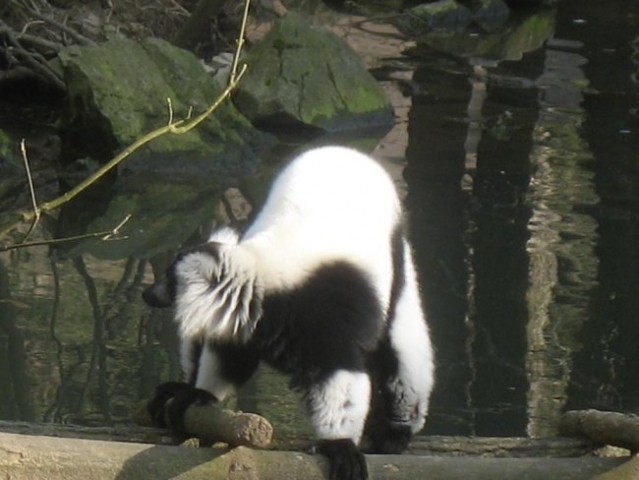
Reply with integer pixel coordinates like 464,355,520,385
2,0,639,439
525,43,598,437
565,0,639,418
407,0,639,437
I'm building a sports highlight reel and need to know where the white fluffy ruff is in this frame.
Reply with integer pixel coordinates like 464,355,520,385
207,226,240,244
175,248,262,343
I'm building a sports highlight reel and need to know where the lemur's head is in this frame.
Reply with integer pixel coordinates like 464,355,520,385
142,267,175,308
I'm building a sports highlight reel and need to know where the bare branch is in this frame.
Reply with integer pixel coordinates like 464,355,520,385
0,214,132,252
167,63,247,135
19,139,41,245
0,19,66,91
14,31,62,53
20,140,39,216
11,1,95,46
230,0,251,84
102,214,132,241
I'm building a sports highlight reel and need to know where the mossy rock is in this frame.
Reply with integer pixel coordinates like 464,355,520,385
396,0,473,36
59,37,274,181
414,8,555,62
234,13,393,132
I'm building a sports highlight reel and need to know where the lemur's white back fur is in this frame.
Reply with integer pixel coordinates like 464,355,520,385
243,147,400,296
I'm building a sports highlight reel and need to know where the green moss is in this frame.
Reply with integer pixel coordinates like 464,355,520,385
417,8,556,61
59,37,273,168
236,13,392,131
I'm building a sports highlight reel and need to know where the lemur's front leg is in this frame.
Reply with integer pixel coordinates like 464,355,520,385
307,370,371,480
148,339,259,436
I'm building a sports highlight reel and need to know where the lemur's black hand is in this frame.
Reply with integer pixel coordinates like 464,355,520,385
147,381,191,427
317,439,368,480
165,386,216,436
147,381,216,435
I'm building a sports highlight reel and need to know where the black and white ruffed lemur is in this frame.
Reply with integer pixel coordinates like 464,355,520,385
143,146,435,480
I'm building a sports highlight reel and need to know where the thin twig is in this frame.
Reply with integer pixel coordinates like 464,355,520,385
167,97,174,126
19,19,44,36
21,139,38,216
230,0,251,84
167,0,190,16
13,1,95,46
102,214,132,240
167,64,247,135
0,215,132,252
19,139,41,244
0,19,66,91
14,31,63,53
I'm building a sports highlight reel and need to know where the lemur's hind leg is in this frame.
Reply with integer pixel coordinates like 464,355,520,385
366,245,434,454
366,337,413,454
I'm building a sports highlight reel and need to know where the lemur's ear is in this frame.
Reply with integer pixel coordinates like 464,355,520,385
142,276,174,308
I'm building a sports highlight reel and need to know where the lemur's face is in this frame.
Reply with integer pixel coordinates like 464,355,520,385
142,261,177,308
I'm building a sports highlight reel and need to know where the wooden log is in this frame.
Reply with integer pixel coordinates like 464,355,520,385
0,432,624,480
559,409,639,453
182,402,274,448
133,401,274,449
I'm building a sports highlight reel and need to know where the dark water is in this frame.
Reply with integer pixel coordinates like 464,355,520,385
406,0,639,437
1,0,639,440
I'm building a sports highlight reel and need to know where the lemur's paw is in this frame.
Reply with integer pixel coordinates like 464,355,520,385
147,382,216,435
147,381,191,427
165,387,216,436
317,439,368,480
366,423,412,454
